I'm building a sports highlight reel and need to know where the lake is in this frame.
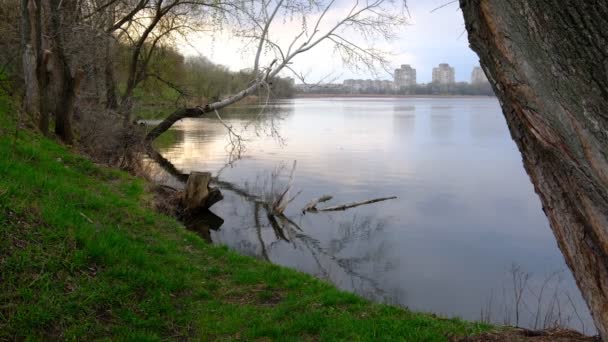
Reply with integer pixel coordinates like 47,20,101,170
151,97,594,333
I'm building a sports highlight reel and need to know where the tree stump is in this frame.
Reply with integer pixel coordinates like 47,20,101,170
183,172,223,211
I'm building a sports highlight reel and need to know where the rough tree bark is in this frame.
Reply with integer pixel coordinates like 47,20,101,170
183,171,223,212
49,0,80,144
21,0,39,120
104,34,118,109
21,0,52,134
460,0,608,338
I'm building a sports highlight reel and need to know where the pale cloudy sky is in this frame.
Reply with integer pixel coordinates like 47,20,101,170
181,0,480,83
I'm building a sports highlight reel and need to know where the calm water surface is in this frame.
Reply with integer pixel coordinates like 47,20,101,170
153,97,594,332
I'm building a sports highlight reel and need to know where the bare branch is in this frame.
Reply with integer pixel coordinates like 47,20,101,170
314,196,397,212
253,0,284,76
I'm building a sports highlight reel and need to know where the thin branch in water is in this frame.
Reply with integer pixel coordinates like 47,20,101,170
214,108,247,163
316,196,397,212
302,195,333,213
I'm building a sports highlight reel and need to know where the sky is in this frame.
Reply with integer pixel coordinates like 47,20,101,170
180,0,480,84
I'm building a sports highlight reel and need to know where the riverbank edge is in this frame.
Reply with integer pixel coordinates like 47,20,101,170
293,93,496,99
0,94,491,340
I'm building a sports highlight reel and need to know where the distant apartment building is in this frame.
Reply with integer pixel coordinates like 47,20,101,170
394,64,417,88
343,79,394,93
432,63,455,84
295,83,344,93
471,66,489,84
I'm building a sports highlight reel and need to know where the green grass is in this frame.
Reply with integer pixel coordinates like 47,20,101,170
0,93,492,340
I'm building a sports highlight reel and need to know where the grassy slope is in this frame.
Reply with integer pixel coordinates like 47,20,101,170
0,94,491,341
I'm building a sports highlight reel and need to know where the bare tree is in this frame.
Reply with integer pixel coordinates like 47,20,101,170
145,0,407,143
21,0,46,132
20,0,82,142
48,0,83,144
78,0,225,119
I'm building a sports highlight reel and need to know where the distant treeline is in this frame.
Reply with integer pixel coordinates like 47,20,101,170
398,82,495,96
298,82,495,96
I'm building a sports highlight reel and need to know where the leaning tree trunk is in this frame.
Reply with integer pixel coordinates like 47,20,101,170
460,0,608,338
145,80,265,142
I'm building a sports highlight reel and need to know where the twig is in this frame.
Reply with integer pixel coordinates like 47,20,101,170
302,195,333,213
316,196,397,212
80,212,94,224
566,291,586,334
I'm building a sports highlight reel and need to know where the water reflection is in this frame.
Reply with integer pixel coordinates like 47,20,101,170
184,210,224,243
392,111,416,138
245,200,402,304
430,112,454,140
150,97,595,333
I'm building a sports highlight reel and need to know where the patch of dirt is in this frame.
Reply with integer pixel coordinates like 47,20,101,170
453,328,599,342
150,184,183,217
257,290,283,306
222,284,284,307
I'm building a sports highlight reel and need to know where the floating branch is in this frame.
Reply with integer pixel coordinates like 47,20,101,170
316,196,397,212
302,195,333,213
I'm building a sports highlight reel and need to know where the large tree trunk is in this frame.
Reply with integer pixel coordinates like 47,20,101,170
21,0,51,134
49,0,79,144
104,37,118,110
21,0,39,120
460,0,608,338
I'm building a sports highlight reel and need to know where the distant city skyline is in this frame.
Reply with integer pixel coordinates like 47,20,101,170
299,63,491,95
180,1,478,84
327,64,488,88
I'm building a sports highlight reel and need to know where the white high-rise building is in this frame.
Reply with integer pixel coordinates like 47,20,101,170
394,64,417,88
432,63,455,84
471,66,489,84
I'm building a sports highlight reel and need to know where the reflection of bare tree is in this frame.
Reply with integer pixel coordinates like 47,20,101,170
146,150,401,304
481,264,594,334
248,197,399,303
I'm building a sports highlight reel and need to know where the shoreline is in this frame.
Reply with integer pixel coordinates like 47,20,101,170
293,93,496,99
0,93,491,340
0,92,596,341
